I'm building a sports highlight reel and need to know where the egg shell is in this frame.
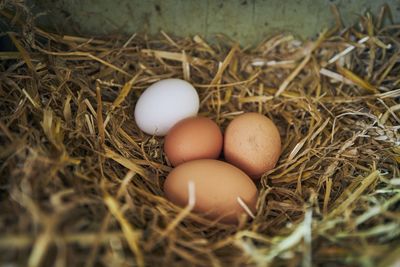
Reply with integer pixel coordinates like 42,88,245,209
164,117,223,166
164,159,258,224
224,112,281,179
134,79,199,136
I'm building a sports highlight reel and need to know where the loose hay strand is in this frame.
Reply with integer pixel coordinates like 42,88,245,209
237,197,256,219
327,170,380,219
103,194,144,267
155,181,196,243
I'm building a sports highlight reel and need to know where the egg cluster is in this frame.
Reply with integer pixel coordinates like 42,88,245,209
134,79,281,224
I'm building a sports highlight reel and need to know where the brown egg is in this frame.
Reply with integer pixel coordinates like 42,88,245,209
164,159,258,224
164,116,223,166
224,112,281,179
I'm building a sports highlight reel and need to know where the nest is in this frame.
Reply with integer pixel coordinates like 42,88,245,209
1,1,399,266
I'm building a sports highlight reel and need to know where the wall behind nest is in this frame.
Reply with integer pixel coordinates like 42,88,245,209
25,0,400,44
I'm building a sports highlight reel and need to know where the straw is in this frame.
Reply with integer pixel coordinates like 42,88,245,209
0,1,399,266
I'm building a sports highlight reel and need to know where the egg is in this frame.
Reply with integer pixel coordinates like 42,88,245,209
164,159,258,224
224,112,281,179
164,116,223,166
134,79,199,136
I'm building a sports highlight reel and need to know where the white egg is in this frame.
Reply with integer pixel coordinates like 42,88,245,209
134,79,199,136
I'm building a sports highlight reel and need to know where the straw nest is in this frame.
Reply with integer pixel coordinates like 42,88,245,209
0,1,399,266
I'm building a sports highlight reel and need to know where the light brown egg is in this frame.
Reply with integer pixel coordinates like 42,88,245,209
224,112,281,179
164,159,258,224
164,116,223,166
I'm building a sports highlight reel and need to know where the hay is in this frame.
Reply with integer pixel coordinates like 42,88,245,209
0,1,399,266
